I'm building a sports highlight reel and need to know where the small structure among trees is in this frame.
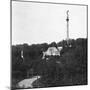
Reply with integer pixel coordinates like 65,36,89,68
42,46,63,59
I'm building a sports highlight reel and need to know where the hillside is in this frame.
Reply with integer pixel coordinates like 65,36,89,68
11,38,87,89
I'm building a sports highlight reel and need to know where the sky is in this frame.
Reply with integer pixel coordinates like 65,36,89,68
12,1,87,45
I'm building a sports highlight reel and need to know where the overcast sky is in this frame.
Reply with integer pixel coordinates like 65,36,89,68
12,1,87,45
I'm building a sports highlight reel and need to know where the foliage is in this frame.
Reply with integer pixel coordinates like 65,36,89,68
12,38,87,88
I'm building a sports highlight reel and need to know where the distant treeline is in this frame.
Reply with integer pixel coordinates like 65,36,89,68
12,38,87,87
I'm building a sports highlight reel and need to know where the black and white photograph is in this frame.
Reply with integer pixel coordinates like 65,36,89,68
11,0,88,89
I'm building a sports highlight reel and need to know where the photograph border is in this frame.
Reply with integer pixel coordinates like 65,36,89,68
10,0,88,89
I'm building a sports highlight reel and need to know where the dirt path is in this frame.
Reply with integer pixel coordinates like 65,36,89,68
17,76,41,88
